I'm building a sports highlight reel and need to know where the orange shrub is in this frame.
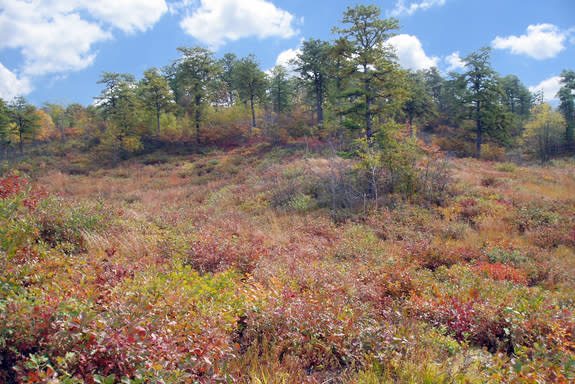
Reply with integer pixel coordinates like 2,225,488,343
474,262,528,284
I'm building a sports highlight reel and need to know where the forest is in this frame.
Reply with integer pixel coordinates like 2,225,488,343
1,4,574,383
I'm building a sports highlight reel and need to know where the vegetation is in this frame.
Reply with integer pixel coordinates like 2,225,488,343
0,3,574,383
1,141,574,383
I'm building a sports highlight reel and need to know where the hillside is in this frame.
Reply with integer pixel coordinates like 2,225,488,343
1,143,574,383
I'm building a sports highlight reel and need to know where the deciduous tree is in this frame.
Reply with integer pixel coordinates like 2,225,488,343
43,102,68,142
523,103,565,161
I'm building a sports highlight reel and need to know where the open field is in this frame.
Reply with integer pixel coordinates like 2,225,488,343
1,145,574,383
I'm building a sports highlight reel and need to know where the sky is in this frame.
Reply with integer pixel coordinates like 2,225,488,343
0,0,574,106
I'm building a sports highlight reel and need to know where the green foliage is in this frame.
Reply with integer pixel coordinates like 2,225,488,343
8,96,41,155
522,103,566,161
138,67,174,135
557,69,575,148
293,38,333,126
168,46,221,144
233,54,268,131
334,4,405,145
269,65,294,116
461,47,509,155
0,98,11,158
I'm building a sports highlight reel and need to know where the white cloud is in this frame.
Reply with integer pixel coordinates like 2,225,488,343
83,0,168,34
388,0,446,17
388,34,439,70
180,0,298,48
529,76,561,102
492,24,569,60
0,62,32,100
276,48,301,68
0,0,167,88
445,51,465,72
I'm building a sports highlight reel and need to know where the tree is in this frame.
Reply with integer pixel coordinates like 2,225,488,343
0,98,11,159
95,72,142,159
169,47,220,145
402,70,436,137
8,96,40,155
43,102,68,142
330,37,353,142
461,47,502,155
334,4,402,146
138,67,174,135
523,103,565,162
423,67,444,106
294,38,333,127
499,74,532,117
219,53,238,107
233,54,268,134
557,69,575,150
499,74,532,140
269,65,293,115
95,72,139,130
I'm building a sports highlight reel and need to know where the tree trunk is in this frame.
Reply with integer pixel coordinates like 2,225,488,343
476,101,482,156
156,109,161,136
476,119,482,156
195,95,201,145
366,92,373,148
364,66,373,148
250,95,256,134
19,128,23,155
316,80,323,127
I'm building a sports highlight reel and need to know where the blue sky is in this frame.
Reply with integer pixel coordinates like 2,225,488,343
1,0,573,106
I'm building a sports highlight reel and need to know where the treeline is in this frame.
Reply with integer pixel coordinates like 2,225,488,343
1,4,574,164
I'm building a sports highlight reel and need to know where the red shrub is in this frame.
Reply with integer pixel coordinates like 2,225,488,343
0,174,25,198
186,229,269,274
474,262,528,284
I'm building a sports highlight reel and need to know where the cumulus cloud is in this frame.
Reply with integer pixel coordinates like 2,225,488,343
388,0,446,17
445,51,465,72
276,48,301,68
179,0,298,48
529,76,561,102
388,34,439,70
492,24,569,60
263,48,301,77
0,62,32,100
0,0,167,95
82,0,168,34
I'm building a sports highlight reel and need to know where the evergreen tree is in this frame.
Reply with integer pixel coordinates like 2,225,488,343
402,70,436,136
557,69,575,150
169,47,220,144
334,4,403,146
0,98,11,159
294,38,333,127
233,54,268,134
138,67,174,135
8,96,40,155
461,47,503,154
219,53,238,107
269,65,293,115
